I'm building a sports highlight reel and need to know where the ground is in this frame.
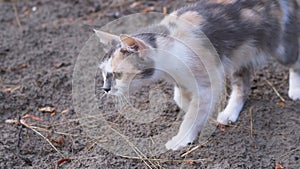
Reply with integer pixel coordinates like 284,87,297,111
0,0,299,168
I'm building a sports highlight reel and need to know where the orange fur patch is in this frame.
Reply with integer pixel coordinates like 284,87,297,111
179,11,205,25
111,50,125,71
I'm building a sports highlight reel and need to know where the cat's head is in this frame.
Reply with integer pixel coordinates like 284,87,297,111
95,30,155,96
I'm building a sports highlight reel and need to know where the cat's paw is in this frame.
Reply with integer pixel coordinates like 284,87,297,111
165,135,194,150
217,110,240,125
288,88,300,100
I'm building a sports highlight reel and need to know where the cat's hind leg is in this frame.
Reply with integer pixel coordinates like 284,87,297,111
274,31,300,100
217,67,251,125
274,3,300,100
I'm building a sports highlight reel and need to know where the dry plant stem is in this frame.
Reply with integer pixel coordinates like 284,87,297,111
181,139,212,157
277,147,300,160
249,106,254,138
12,0,22,29
265,80,286,102
119,155,206,164
16,117,32,165
110,127,158,169
20,120,65,158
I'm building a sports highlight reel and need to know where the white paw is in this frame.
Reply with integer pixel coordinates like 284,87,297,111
217,110,240,125
288,88,300,100
165,134,195,150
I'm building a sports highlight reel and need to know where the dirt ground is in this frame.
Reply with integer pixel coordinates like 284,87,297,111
0,0,299,168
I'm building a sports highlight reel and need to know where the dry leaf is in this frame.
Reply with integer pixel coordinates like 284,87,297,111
57,158,71,167
61,109,69,115
5,118,31,126
185,160,194,166
276,101,285,107
53,62,70,68
275,162,284,169
5,119,19,124
51,137,64,146
38,106,56,116
38,106,56,114
2,85,22,94
130,2,143,8
23,9,30,16
57,137,64,145
22,114,43,121
140,7,155,13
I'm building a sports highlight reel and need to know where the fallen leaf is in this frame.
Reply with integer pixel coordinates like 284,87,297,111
23,9,30,16
140,7,155,13
61,109,69,115
57,158,71,167
22,114,43,121
57,137,64,145
51,137,64,146
130,2,143,8
53,62,70,68
2,85,22,94
5,118,31,126
38,106,56,115
276,101,285,107
185,160,194,166
5,119,18,124
275,162,284,169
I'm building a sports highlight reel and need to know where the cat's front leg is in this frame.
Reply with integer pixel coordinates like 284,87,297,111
217,67,250,125
166,91,211,150
288,57,300,100
173,86,191,112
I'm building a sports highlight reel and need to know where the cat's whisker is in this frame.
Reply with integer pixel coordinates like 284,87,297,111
98,93,107,100
121,94,133,108
121,95,129,107
116,95,127,111
118,96,123,110
113,95,128,113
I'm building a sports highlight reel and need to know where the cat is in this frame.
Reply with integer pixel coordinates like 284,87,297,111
95,0,300,150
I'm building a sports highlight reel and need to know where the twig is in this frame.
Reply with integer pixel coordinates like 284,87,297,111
277,147,300,160
16,116,32,165
17,116,23,151
20,120,65,158
181,139,212,157
109,127,157,169
265,80,285,102
12,0,22,29
119,155,206,164
249,106,254,138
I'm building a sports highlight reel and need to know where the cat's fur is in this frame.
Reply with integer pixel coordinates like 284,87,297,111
95,0,300,150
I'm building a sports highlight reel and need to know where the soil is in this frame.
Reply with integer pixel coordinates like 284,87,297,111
0,0,299,168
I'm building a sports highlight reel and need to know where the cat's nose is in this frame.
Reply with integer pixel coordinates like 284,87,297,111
102,87,111,93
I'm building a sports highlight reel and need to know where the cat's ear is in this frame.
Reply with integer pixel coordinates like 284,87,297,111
94,29,119,46
120,34,147,52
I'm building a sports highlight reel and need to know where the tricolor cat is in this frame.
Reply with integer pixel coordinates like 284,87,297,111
95,0,300,150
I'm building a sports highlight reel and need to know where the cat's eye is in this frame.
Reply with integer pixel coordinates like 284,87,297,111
113,72,123,79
